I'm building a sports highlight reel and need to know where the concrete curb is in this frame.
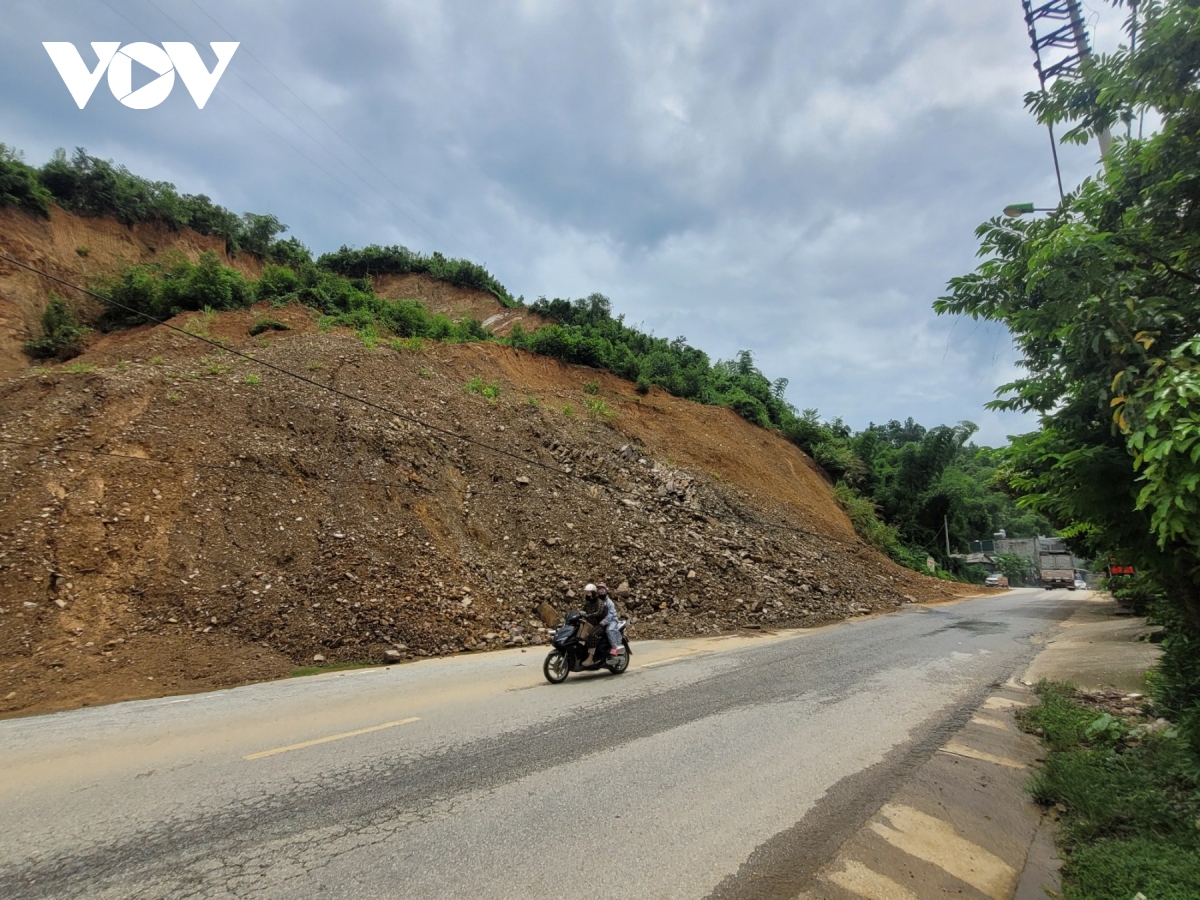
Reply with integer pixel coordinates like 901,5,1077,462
797,679,1052,900
797,597,1157,900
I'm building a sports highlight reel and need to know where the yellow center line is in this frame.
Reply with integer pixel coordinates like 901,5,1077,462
244,717,420,761
640,653,696,668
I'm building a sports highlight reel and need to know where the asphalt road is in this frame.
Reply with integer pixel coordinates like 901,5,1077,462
0,589,1082,899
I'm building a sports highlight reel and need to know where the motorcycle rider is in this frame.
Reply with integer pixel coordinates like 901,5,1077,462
582,582,623,664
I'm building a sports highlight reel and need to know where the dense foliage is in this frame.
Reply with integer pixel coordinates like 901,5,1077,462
317,245,519,308
937,0,1200,755
0,144,52,215
0,146,306,261
93,251,488,345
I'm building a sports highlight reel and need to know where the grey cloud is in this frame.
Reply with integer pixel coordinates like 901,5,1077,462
0,0,1120,446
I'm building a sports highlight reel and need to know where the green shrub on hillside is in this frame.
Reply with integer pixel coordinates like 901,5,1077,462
23,296,87,360
317,244,519,308
0,144,52,216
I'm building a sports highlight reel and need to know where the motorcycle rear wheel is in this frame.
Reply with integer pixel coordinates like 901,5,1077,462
607,640,631,675
543,650,569,684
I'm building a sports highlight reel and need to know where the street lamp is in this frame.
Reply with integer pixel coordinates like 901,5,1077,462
1002,202,1057,217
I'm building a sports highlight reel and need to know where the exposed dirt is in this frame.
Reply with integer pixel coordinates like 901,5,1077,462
0,305,982,718
0,206,263,381
0,207,988,718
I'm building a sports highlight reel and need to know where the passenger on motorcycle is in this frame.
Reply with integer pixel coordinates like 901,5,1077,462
582,582,623,663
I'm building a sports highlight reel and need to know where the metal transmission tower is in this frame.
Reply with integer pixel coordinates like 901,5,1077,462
1021,0,1113,200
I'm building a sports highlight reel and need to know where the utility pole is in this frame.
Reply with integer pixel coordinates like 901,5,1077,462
1021,0,1113,195
944,514,951,559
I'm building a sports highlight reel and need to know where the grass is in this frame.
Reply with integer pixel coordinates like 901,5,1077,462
205,362,231,377
244,374,261,386
166,391,181,403
562,403,575,417
466,375,500,402
149,355,164,366
307,361,324,372
418,367,433,379
389,337,426,353
584,396,616,420
1017,680,1200,900
356,325,380,350
583,380,599,395
290,660,375,677
183,308,218,338
248,317,290,337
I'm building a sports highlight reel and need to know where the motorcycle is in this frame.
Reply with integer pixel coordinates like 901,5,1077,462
543,610,631,683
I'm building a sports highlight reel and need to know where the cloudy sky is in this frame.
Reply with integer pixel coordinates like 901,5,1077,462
1,1,1128,444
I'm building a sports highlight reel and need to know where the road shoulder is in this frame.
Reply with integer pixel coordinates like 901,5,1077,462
797,594,1158,900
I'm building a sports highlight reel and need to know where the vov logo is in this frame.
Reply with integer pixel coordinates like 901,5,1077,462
43,42,239,109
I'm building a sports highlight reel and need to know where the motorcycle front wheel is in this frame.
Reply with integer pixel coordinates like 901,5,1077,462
543,650,569,684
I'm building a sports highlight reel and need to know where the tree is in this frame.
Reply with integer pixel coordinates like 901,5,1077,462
936,0,1200,752
994,553,1036,587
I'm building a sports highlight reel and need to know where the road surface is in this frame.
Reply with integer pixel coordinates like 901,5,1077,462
0,588,1082,898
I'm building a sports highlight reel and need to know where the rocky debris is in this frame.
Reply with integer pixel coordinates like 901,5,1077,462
1074,689,1156,718
0,323,970,716
383,649,402,663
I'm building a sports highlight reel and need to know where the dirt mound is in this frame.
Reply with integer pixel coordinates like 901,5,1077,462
0,207,262,380
372,273,549,335
0,304,978,717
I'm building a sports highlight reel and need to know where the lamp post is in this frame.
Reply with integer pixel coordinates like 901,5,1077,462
1002,203,1057,217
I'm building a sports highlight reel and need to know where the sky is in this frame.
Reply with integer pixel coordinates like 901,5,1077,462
1,1,1131,445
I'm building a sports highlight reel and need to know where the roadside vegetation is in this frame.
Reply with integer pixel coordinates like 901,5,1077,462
1017,681,1200,900
938,0,1200,762
937,2,1200,892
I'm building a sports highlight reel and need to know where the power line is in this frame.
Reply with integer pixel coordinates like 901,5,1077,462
117,0,472,258
178,0,464,256
0,436,432,496
0,251,568,479
95,0,392,223
1,253,845,545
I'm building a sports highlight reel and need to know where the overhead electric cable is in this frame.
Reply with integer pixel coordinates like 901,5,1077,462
0,253,845,544
178,0,467,258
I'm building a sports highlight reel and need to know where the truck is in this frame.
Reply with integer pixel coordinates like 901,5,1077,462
1036,554,1075,588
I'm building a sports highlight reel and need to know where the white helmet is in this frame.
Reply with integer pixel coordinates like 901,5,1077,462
584,583,597,594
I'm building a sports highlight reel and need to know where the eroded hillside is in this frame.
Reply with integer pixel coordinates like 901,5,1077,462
0,299,974,716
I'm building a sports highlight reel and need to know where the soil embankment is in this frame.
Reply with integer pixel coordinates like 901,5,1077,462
0,209,981,717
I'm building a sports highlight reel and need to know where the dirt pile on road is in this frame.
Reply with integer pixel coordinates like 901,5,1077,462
0,301,977,717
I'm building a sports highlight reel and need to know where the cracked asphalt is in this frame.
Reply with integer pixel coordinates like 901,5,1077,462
0,589,1082,898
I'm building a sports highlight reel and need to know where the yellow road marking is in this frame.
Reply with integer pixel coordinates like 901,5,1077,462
983,696,1028,710
826,859,920,900
244,717,420,760
969,715,1010,730
939,740,1027,769
870,804,1017,900
640,653,695,668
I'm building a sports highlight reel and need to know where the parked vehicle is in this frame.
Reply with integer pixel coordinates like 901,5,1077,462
985,573,1009,587
1073,576,1087,590
543,611,631,683
1039,550,1075,589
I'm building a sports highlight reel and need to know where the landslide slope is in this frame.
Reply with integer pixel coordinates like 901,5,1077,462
0,210,977,718
0,305,971,717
